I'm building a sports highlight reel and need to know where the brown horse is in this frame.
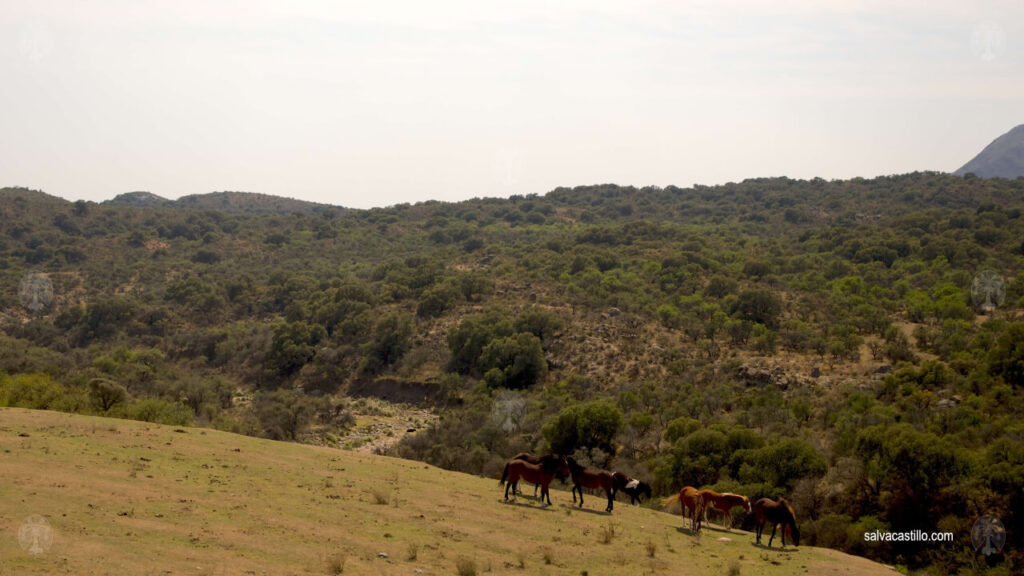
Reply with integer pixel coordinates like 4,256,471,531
698,490,751,530
611,472,652,505
566,457,616,512
510,453,566,496
753,498,800,547
662,486,705,534
500,456,570,506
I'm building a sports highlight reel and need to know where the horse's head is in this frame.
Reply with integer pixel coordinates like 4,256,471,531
742,495,752,513
790,524,801,546
557,457,571,479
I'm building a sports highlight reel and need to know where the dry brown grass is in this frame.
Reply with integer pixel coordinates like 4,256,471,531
0,408,895,576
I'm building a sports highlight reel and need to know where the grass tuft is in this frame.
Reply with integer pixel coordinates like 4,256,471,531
455,556,477,576
327,552,346,574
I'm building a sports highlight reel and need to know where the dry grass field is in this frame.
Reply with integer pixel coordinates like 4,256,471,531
1,408,897,576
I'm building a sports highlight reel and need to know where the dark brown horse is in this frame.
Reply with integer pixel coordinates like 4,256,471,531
662,486,704,534
753,497,800,547
611,472,652,505
499,456,570,506
567,457,616,512
698,490,751,530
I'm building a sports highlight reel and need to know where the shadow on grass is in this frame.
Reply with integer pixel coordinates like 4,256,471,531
560,504,613,516
500,499,560,511
750,540,801,553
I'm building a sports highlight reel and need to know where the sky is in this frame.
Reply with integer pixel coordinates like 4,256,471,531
2,1,1023,209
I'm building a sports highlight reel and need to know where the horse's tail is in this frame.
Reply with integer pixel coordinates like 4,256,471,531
662,493,681,510
499,462,509,487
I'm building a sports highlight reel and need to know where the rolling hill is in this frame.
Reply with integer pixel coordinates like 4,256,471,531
104,190,342,214
1,172,1022,573
1,408,896,576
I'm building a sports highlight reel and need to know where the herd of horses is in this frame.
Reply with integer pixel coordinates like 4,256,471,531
498,453,800,548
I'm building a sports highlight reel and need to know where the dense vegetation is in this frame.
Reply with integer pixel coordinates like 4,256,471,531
1,173,1023,575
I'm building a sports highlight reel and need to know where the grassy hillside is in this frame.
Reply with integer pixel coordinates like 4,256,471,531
1,173,1023,573
2,408,895,576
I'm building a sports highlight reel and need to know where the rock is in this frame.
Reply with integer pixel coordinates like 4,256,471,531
607,307,621,317
875,365,892,374
810,366,821,378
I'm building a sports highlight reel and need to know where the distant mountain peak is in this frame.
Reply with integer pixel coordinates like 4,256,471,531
954,124,1024,179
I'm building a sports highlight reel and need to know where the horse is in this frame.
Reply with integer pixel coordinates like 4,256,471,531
662,486,705,534
698,490,751,530
611,472,652,505
566,457,616,513
752,497,800,548
499,456,570,506
509,453,566,497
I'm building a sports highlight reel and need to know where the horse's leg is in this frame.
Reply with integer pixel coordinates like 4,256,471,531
605,487,613,513
769,523,777,548
725,510,731,531
576,484,584,508
505,479,511,501
755,522,762,545
781,523,787,547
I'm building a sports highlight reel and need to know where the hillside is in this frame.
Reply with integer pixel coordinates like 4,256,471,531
1,408,895,575
955,124,1024,179
1,173,1023,574
103,190,341,214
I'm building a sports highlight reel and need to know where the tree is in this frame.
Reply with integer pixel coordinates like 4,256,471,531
254,389,316,441
266,322,326,377
543,400,623,456
88,378,127,412
732,289,783,328
446,310,514,374
480,333,547,389
361,313,412,375
988,322,1024,387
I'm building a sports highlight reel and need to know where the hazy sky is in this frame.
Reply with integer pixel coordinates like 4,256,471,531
3,1,1023,209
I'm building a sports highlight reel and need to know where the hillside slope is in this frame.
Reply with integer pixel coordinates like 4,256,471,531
1,409,894,576
954,124,1024,178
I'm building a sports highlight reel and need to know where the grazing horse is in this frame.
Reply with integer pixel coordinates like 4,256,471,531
753,498,800,548
566,457,616,513
698,490,751,530
500,456,570,506
510,453,566,496
662,486,705,534
611,472,653,505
